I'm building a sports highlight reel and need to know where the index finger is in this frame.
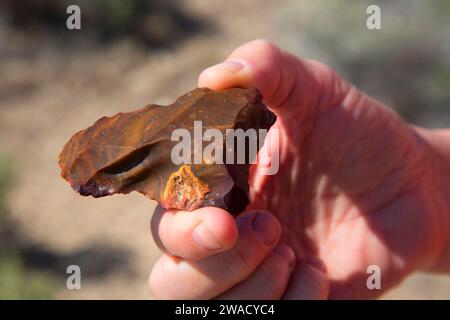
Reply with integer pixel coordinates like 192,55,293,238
198,39,331,120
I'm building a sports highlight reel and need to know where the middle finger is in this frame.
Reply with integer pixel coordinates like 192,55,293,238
149,211,281,299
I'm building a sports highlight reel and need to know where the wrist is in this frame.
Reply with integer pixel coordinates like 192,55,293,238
414,127,450,272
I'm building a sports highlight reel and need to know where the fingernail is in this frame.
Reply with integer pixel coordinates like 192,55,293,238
209,60,244,73
274,244,296,271
251,212,279,245
193,223,222,250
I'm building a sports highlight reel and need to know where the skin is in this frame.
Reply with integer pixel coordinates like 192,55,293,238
148,40,450,299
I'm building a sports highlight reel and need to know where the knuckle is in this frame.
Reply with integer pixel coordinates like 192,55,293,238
149,256,181,299
148,264,165,299
251,39,279,54
261,254,290,295
244,39,283,95
226,241,263,278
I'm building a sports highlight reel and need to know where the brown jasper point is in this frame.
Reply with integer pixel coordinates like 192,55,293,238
58,87,276,215
162,165,209,211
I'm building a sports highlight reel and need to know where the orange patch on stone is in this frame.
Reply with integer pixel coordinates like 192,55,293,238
161,165,209,211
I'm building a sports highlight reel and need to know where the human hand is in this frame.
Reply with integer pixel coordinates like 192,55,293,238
148,40,450,299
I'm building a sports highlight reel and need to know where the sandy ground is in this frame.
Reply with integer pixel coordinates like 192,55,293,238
0,0,448,299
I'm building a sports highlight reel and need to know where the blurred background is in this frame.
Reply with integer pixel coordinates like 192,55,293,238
0,0,449,299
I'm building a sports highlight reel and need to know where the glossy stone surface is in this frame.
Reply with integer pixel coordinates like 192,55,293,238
58,87,276,214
